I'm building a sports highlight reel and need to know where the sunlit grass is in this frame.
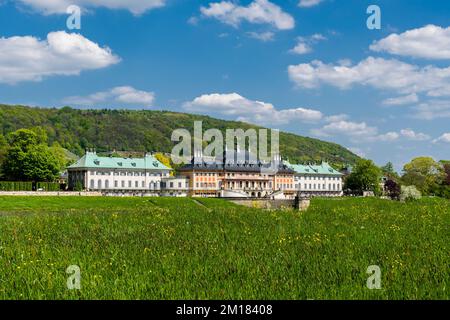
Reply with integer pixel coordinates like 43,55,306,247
0,196,448,300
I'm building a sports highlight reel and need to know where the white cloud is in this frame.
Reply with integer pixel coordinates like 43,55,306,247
325,114,349,122
399,129,430,141
0,31,120,84
413,100,450,120
288,57,450,98
246,31,275,42
298,0,323,8
375,132,400,142
382,93,419,106
310,120,378,139
290,42,311,55
17,0,165,15
63,86,155,106
183,93,322,125
311,118,430,143
433,133,450,144
289,34,326,55
370,25,450,60
200,0,295,30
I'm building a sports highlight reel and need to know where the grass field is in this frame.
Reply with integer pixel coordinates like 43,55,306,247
0,196,448,300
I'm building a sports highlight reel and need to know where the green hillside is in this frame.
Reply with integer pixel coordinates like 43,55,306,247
0,104,360,166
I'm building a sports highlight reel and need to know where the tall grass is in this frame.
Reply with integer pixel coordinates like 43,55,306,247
0,196,448,299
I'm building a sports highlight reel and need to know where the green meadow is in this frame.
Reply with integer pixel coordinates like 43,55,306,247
0,196,448,300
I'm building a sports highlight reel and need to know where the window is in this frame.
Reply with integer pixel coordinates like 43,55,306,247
142,181,145,188
90,179,95,189
121,181,125,188
170,182,174,188
128,181,132,188
178,182,182,188
114,181,118,188
135,181,139,188
98,180,102,189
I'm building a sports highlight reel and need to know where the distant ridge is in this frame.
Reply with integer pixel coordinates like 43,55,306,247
0,104,360,167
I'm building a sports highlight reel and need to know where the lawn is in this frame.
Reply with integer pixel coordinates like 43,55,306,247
0,196,448,300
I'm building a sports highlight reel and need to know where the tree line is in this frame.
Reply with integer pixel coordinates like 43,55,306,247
344,158,450,200
0,128,68,183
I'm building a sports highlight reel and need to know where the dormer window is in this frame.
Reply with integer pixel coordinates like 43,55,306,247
131,163,136,167
94,160,100,166
117,162,123,166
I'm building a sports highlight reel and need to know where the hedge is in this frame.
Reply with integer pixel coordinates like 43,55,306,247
0,181,61,191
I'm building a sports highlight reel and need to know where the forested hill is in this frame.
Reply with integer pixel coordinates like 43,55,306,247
0,104,360,166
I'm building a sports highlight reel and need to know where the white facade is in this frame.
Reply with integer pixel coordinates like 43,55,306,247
294,174,343,197
86,169,171,192
160,177,190,197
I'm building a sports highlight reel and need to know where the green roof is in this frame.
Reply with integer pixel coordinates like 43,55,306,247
284,161,343,176
68,152,171,171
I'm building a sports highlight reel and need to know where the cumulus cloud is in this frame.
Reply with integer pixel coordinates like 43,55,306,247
310,120,378,140
17,0,165,15
370,25,450,60
413,100,450,120
298,0,323,8
0,31,120,84
63,86,155,107
246,31,275,42
311,119,430,143
382,93,419,106
433,133,450,144
399,129,430,141
289,34,326,55
200,0,295,30
183,93,322,125
288,57,450,98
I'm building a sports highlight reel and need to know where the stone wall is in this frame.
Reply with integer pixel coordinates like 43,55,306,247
0,191,103,197
228,198,310,211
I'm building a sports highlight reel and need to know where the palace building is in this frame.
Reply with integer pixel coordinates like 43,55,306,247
67,151,172,195
284,161,344,197
67,150,343,199
177,150,296,199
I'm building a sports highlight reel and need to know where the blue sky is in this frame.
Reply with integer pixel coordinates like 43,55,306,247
0,0,449,170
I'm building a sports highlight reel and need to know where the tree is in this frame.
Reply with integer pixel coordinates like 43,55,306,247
3,129,63,182
344,159,382,195
154,152,175,176
400,185,422,202
0,134,8,178
381,162,399,180
442,162,450,185
401,157,445,195
385,179,401,200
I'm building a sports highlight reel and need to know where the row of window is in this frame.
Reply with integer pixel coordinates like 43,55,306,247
90,171,169,177
296,183,341,191
277,184,293,190
296,176,341,181
90,180,162,189
161,182,189,189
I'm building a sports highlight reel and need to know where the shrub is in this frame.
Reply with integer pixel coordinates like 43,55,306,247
400,185,422,202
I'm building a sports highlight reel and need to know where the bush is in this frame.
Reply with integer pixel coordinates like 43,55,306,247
36,182,61,191
73,181,84,192
400,185,422,202
385,179,401,200
0,181,33,191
